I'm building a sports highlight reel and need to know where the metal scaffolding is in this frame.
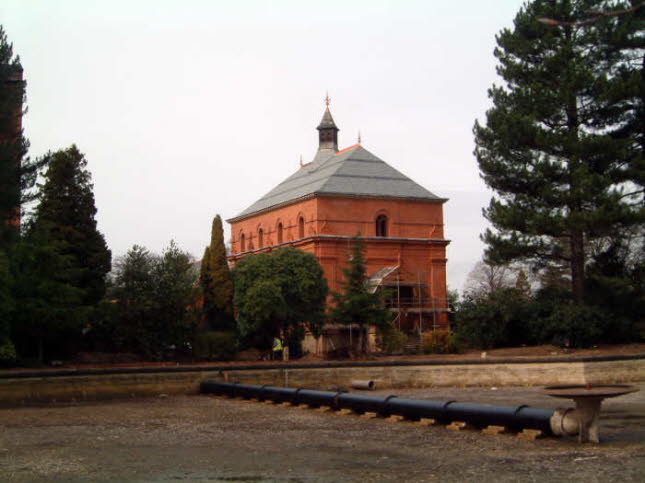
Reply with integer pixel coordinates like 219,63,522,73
368,266,448,337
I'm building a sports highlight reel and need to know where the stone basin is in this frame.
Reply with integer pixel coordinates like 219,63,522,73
542,384,639,443
543,384,639,399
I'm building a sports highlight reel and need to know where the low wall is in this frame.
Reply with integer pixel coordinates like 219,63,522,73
1,357,643,406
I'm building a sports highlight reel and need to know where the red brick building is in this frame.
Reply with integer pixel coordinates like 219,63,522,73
227,104,449,353
0,64,24,230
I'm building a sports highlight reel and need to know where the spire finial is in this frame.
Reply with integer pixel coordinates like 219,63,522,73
358,130,362,144
299,154,303,167
324,91,331,108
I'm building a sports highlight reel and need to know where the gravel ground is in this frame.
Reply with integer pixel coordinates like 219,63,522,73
1,384,643,482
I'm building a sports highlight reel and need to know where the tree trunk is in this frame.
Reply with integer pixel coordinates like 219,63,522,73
357,326,364,355
563,23,586,305
570,230,585,304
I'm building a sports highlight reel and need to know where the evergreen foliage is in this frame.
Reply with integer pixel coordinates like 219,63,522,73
454,288,534,350
0,249,15,364
109,242,199,360
233,247,328,352
10,222,87,361
34,146,111,305
473,0,644,304
591,2,644,189
329,236,390,354
200,215,234,331
454,272,640,350
193,331,238,361
0,250,11,339
584,231,644,340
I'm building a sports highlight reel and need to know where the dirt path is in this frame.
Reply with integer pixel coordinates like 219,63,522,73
1,384,643,482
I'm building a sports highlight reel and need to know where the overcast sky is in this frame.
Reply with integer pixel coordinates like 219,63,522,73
1,0,526,292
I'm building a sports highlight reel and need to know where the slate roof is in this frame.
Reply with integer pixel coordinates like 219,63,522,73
230,144,444,221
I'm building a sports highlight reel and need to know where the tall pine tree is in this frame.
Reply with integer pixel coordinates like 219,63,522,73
34,145,111,305
474,0,644,304
200,215,234,331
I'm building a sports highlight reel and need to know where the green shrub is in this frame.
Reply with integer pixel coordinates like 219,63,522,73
539,304,605,348
0,339,17,366
377,323,407,353
193,331,237,361
454,288,532,349
422,330,458,354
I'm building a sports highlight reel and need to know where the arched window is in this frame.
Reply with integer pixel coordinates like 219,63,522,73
376,215,387,237
277,223,283,244
298,217,305,238
258,228,264,248
240,233,246,252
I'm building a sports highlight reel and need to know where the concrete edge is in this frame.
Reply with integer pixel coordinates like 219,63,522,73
2,353,645,380
1,358,644,407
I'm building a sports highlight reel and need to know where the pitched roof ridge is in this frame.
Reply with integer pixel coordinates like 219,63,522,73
335,143,361,156
232,136,443,220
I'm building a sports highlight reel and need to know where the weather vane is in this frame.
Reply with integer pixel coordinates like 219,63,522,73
358,130,362,144
324,92,331,108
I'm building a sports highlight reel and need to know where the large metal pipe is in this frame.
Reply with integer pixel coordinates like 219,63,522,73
337,393,396,415
385,397,455,423
295,388,342,409
261,386,298,403
200,381,563,436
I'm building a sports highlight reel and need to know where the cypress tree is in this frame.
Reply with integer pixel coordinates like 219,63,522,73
199,245,211,326
200,215,234,331
34,145,111,305
473,0,644,304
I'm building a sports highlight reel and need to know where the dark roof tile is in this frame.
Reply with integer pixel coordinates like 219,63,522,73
231,145,442,220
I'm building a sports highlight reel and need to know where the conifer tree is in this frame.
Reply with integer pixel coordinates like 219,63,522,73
109,242,199,360
474,0,644,304
34,145,111,305
10,222,87,361
199,245,211,327
200,215,234,331
329,236,390,354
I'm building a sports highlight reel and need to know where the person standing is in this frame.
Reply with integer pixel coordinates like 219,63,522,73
272,337,283,361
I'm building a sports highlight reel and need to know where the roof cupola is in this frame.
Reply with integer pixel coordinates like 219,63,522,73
317,93,339,153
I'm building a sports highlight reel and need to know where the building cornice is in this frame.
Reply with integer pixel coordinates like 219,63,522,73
227,234,451,260
226,192,449,224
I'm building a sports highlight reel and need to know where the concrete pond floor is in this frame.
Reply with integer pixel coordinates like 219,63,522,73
1,383,644,482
